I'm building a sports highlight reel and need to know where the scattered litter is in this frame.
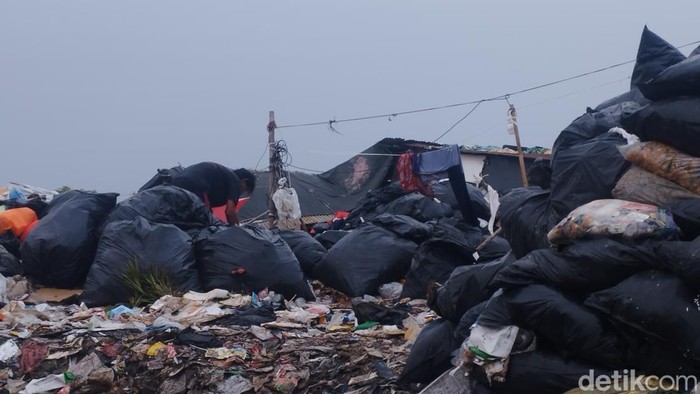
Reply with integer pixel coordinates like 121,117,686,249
0,340,19,362
108,304,139,320
19,373,68,394
250,325,274,341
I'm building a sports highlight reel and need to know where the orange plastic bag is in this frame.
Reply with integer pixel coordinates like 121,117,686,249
620,142,700,194
0,208,38,237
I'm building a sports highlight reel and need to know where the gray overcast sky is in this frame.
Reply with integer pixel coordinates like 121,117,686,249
1,1,699,196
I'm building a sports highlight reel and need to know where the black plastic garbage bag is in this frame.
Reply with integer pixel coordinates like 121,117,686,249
477,289,515,328
585,270,700,363
313,224,417,297
475,289,513,328
346,183,409,226
0,245,22,277
371,213,433,243
400,221,485,300
552,103,639,157
196,225,314,301
0,231,21,260
550,132,630,221
497,187,555,259
459,293,541,358
432,218,484,244
476,236,511,262
45,189,94,212
314,230,350,250
692,44,700,58
471,350,611,394
640,55,700,101
207,305,277,327
622,97,700,157
399,319,459,384
311,222,330,234
352,301,409,326
630,26,686,90
277,230,327,276
454,301,488,341
654,238,700,292
138,165,184,192
493,239,658,293
433,181,491,221
175,328,223,348
81,217,201,307
21,191,118,288
103,186,213,231
2,199,49,219
614,324,700,380
503,284,624,367
667,198,700,239
381,193,453,222
430,252,515,323
401,240,475,300
594,88,650,111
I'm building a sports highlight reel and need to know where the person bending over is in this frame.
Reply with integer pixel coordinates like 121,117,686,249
171,162,256,225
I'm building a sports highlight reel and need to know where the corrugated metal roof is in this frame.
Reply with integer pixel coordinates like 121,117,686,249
301,214,334,225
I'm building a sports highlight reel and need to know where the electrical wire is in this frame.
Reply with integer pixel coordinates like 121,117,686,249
288,164,324,173
460,75,634,143
274,38,700,131
276,97,502,129
433,101,483,142
253,142,269,171
288,163,395,175
271,140,294,186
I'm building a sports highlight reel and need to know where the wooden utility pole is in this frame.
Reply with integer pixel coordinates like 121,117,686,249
508,104,529,187
267,111,278,228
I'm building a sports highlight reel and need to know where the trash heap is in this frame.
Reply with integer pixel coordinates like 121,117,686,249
396,26,700,393
0,282,435,393
0,163,505,392
1,24,700,394
0,183,453,392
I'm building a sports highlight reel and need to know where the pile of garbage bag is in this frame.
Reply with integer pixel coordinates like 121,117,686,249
399,26,700,393
3,24,700,393
3,186,318,312
309,180,505,301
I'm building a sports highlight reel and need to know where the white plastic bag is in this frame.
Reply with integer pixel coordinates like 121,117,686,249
272,182,302,229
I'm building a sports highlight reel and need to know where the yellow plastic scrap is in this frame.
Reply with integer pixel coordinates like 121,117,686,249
146,342,166,356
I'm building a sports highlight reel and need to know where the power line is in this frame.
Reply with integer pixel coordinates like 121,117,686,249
433,101,483,142
274,38,700,131
276,97,502,129
253,142,268,171
297,151,402,157
288,164,324,173
461,75,634,143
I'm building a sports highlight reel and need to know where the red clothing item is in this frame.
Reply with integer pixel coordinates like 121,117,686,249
398,152,434,197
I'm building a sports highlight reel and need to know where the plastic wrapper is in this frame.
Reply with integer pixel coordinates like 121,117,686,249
547,199,678,245
620,141,700,195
